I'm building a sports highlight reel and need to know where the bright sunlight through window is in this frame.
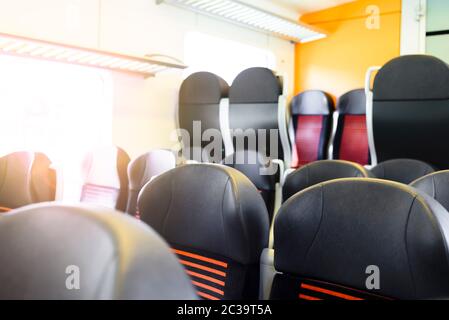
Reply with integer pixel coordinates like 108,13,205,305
184,32,276,83
0,55,113,201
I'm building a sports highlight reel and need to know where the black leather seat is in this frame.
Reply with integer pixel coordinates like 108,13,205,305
138,164,269,300
272,178,449,300
283,160,372,202
371,55,449,169
289,90,334,168
410,170,449,211
126,150,176,216
81,146,130,211
178,72,229,162
333,89,370,165
371,159,434,185
0,151,56,212
223,150,279,222
0,203,196,299
229,67,289,163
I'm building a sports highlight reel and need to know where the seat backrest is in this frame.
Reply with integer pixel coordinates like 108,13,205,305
333,89,369,165
0,203,196,299
290,90,334,168
372,55,449,169
138,164,269,300
0,151,56,210
410,170,449,212
81,146,130,211
229,67,286,161
371,159,435,184
178,72,229,162
283,160,372,202
272,178,449,300
223,150,279,222
126,150,176,216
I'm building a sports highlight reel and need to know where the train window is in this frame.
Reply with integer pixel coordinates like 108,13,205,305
426,0,449,63
184,31,276,83
0,55,113,201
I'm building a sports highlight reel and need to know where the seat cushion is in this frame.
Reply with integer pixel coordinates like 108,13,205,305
371,159,435,184
274,178,449,300
0,203,197,299
138,164,269,300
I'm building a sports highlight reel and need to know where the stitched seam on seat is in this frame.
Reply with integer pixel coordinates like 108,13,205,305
404,196,418,298
220,177,231,259
304,185,325,270
306,166,310,189
432,175,436,199
235,175,251,263
140,158,150,188
162,172,175,235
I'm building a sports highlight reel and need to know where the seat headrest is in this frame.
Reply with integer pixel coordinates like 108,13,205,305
337,89,366,115
275,178,449,299
138,164,269,265
223,150,279,191
179,72,229,105
291,90,334,115
411,170,449,212
371,159,435,185
128,150,176,191
283,160,372,201
373,55,449,101
82,146,130,188
230,67,282,104
0,151,55,209
0,203,197,299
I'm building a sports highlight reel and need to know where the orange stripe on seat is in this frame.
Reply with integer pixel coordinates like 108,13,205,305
301,283,363,300
299,294,322,301
173,249,228,268
186,270,225,287
197,291,220,300
0,207,11,213
179,259,226,277
192,281,224,296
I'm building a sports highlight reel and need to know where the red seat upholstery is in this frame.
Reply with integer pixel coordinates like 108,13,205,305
290,91,334,168
333,89,369,165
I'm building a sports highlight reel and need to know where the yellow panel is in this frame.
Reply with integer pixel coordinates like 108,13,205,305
295,0,402,99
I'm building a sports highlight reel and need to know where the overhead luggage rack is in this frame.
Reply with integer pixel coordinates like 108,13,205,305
157,0,327,43
0,32,187,77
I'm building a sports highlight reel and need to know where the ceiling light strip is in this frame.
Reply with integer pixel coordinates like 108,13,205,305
157,0,326,43
0,32,187,77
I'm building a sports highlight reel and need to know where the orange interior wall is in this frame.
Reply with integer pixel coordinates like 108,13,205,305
295,0,402,100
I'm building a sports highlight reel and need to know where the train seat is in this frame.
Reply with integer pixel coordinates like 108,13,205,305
138,164,269,300
371,159,434,185
81,146,130,211
178,72,229,163
223,150,279,223
0,151,56,212
283,160,372,202
410,170,449,212
289,90,334,168
126,149,176,216
271,178,449,300
0,203,196,299
332,89,369,165
229,67,290,167
370,55,449,169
